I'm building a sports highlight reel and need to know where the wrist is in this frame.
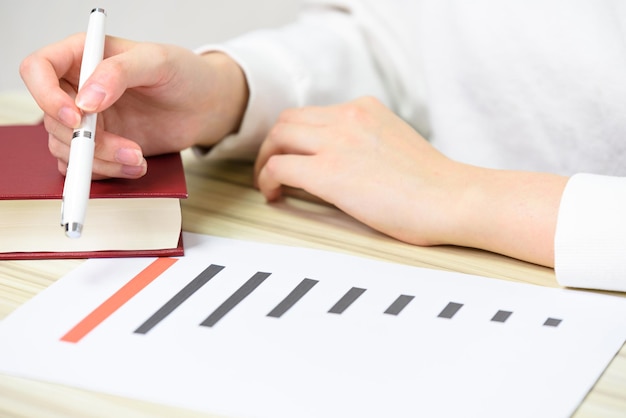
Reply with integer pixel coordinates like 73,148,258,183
454,166,568,267
196,52,249,147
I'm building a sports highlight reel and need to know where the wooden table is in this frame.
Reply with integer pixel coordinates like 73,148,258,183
0,92,624,418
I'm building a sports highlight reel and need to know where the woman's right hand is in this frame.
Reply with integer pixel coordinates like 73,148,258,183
20,34,249,179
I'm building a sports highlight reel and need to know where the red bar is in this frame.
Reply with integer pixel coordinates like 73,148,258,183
61,257,178,343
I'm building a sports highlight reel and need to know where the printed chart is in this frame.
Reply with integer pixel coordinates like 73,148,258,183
0,232,625,418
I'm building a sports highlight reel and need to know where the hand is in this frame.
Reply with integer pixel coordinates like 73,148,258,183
20,34,248,179
254,97,567,267
255,97,464,247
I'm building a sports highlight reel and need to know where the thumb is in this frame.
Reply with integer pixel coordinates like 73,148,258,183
75,81,107,112
75,40,168,113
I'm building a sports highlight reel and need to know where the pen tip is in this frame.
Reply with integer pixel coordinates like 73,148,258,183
91,7,106,16
64,222,83,239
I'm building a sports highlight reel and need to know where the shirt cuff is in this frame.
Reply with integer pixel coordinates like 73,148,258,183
192,30,307,160
554,173,626,292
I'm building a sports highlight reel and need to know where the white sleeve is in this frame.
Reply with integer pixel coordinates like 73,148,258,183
554,173,626,292
194,4,391,160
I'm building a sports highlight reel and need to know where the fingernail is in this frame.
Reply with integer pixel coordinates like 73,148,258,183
58,106,81,128
121,160,147,177
76,83,106,112
115,148,144,165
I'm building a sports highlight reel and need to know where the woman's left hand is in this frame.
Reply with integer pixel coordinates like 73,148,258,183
254,96,567,267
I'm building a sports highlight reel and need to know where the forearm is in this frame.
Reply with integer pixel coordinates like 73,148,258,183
452,165,568,267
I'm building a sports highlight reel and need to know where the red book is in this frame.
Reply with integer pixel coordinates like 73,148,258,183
0,123,187,259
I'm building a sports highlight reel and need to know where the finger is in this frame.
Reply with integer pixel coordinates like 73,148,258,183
254,101,370,180
75,40,176,113
20,34,86,128
45,109,145,166
49,133,70,165
256,154,316,201
42,77,82,146
254,122,328,184
19,34,136,126
48,127,147,180
56,154,147,180
91,155,148,180
44,114,73,147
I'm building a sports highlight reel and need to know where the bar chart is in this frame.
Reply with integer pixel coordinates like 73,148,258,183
0,232,625,418
61,257,565,345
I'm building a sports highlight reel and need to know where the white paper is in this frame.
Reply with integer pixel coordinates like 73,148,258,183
0,232,625,418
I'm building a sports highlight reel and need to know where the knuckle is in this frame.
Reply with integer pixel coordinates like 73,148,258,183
101,57,125,80
47,134,67,159
277,107,297,123
341,102,367,123
18,53,47,83
267,120,289,142
44,116,69,143
137,42,171,72
357,95,382,107
146,42,169,61
264,154,281,175
340,96,383,125
57,160,68,176
18,55,34,78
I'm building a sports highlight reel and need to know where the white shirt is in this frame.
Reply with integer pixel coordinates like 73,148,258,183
198,0,626,292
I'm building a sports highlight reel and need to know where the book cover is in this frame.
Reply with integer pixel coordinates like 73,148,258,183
0,122,187,259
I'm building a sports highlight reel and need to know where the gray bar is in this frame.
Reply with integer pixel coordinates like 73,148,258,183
543,317,562,327
134,264,225,334
491,310,513,323
328,287,366,314
437,302,463,319
200,272,271,327
384,294,415,316
267,278,318,318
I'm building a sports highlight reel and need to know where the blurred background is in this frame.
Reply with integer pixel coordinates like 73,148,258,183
0,0,299,93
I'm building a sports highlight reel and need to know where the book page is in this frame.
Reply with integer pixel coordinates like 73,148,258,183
0,232,625,418
0,198,181,252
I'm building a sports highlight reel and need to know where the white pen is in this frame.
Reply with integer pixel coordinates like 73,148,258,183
61,8,107,238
